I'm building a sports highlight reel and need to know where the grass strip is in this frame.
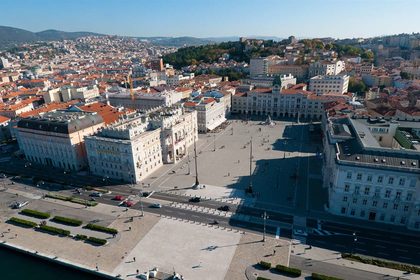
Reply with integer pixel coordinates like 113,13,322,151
20,209,50,219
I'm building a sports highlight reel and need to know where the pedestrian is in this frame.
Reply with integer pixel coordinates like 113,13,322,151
273,249,276,255
15,234,17,238
129,226,131,231
136,269,139,274
133,257,136,262
8,228,10,232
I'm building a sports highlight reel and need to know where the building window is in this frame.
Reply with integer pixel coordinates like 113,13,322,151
399,178,405,186
352,198,357,204
350,209,355,216
346,172,352,179
385,190,391,198
400,217,406,224
377,176,383,183
341,207,346,214
362,199,367,205
383,202,388,209
406,193,413,201
343,196,348,202
396,191,401,199
393,204,398,210
364,187,370,195
388,177,394,185
367,175,372,182
356,173,362,180
404,205,409,212
372,201,378,207
344,184,350,192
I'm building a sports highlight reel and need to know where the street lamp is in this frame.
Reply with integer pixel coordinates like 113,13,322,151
193,137,199,188
262,211,269,242
351,232,357,254
213,134,216,152
246,137,253,194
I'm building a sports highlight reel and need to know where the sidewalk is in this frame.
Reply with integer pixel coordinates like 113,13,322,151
291,244,420,280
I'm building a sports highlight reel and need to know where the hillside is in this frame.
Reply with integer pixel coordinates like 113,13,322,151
0,26,105,50
162,40,285,68
0,26,40,48
36,29,104,41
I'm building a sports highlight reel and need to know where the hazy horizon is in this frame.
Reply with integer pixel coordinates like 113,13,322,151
1,0,420,39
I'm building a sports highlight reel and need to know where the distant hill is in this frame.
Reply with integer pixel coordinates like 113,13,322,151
36,29,104,41
138,36,215,47
0,26,40,48
0,26,105,50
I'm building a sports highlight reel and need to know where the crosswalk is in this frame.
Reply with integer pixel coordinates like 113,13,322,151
311,229,339,236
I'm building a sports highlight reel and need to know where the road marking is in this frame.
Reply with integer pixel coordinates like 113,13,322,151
275,227,280,239
396,248,408,253
313,229,324,235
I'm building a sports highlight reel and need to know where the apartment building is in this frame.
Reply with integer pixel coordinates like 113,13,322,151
267,64,309,80
85,115,163,183
308,60,345,78
107,88,183,111
309,75,349,95
322,116,420,231
44,85,100,103
16,111,104,171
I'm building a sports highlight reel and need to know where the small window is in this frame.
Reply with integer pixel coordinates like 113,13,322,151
388,177,394,184
377,176,383,183
383,202,388,209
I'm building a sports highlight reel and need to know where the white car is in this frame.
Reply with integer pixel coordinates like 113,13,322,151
90,192,102,197
151,203,162,208
293,229,308,237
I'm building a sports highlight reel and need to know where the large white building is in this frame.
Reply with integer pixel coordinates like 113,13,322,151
308,60,345,78
44,85,100,103
309,75,349,95
322,116,420,231
184,97,226,133
17,111,104,171
149,106,198,164
231,85,351,119
107,88,183,111
85,115,163,183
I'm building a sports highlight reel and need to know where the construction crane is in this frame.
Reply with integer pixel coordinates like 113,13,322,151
128,74,134,101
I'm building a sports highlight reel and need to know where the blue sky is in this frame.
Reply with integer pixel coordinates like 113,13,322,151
2,0,419,38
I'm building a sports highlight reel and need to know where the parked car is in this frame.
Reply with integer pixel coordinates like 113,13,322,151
189,196,201,203
122,200,134,207
90,192,102,197
218,205,230,211
293,229,308,237
150,203,162,208
113,195,125,201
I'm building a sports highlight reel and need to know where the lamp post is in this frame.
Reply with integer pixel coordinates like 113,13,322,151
351,232,357,254
246,137,253,194
213,134,216,152
193,138,199,187
262,211,269,242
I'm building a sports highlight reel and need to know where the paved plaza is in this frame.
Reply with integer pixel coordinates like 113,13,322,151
141,119,325,213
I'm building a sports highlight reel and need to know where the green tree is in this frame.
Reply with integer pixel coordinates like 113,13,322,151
348,78,367,94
